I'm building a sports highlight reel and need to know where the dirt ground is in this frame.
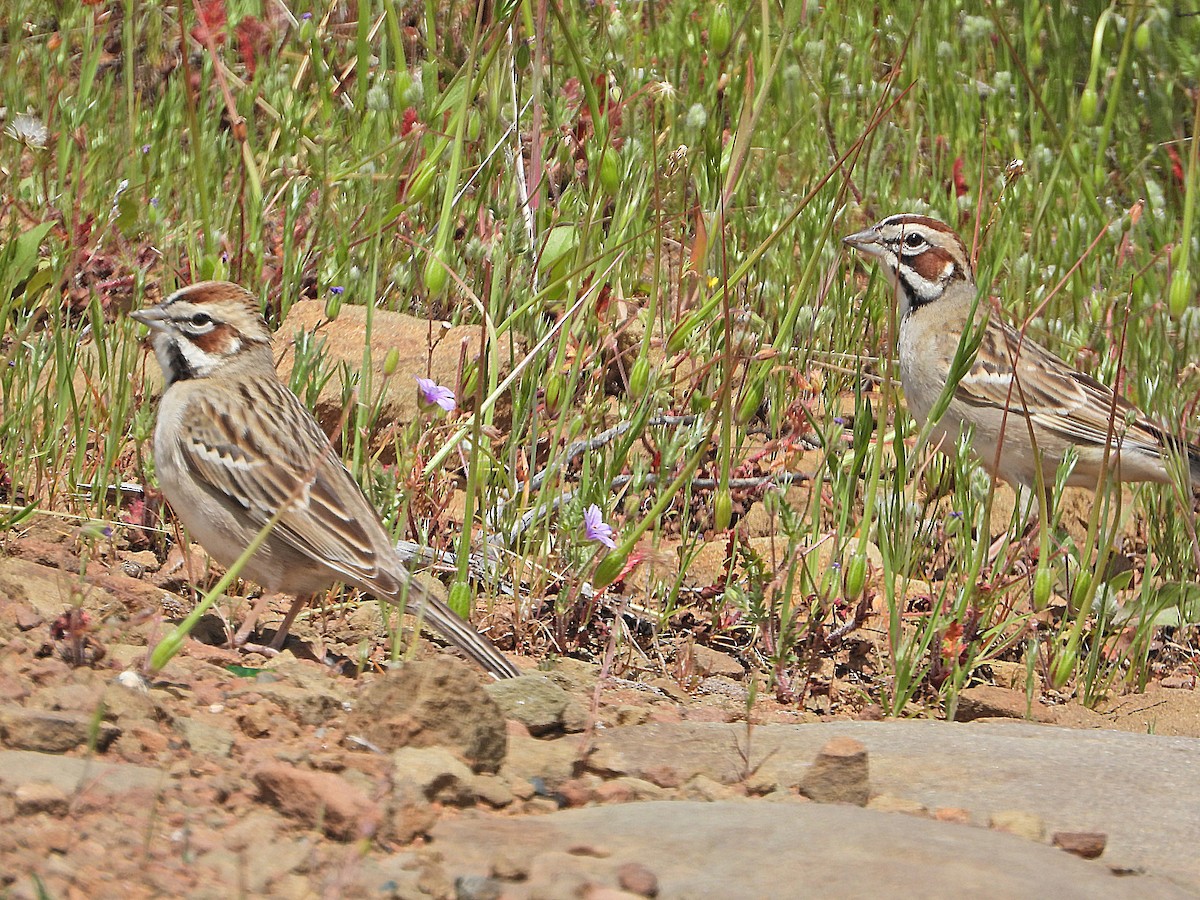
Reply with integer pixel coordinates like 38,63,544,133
1,517,1197,898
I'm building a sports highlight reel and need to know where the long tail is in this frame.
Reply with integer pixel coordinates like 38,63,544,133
393,577,520,679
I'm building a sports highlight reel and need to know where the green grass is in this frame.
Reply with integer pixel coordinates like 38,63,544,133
1,0,1198,713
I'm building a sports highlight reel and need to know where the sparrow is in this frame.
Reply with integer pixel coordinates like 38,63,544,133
130,281,519,678
843,213,1200,492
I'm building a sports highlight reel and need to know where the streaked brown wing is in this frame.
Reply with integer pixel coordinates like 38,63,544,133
178,386,396,589
956,321,1168,454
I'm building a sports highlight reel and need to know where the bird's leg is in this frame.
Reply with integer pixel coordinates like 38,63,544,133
268,595,310,651
231,593,276,648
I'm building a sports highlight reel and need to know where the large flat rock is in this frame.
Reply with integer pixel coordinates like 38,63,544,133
584,720,1200,888
425,801,1187,899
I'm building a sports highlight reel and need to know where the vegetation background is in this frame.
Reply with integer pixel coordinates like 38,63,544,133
2,0,1198,716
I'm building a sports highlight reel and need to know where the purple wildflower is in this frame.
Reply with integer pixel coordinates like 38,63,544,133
330,285,344,295
416,376,457,412
583,504,616,548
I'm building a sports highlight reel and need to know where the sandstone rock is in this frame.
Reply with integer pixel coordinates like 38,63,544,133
485,674,571,736
500,733,581,790
252,762,380,841
0,705,120,753
798,736,869,806
392,746,474,806
275,300,520,457
990,809,1046,842
230,680,345,727
956,685,1047,722
1053,831,1107,859
689,646,744,680
175,717,235,758
13,782,69,816
617,861,660,897
345,659,507,773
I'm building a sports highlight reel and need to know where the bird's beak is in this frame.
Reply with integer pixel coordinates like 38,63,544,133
842,228,883,258
129,305,169,332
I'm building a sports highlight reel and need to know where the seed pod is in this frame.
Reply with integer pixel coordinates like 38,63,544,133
709,4,732,55
1033,562,1054,611
1169,268,1192,317
844,551,868,601
1134,20,1150,53
628,354,650,398
544,373,564,415
1079,86,1099,125
1049,642,1077,690
447,581,473,619
325,290,343,320
597,147,620,196
593,548,628,589
424,249,451,295
735,377,765,424
713,489,732,531
407,159,438,203
383,347,400,376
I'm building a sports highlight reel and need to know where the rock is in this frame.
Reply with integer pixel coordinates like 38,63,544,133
13,782,70,816
345,659,507,773
275,300,520,456
990,810,1046,842
454,875,503,900
617,861,660,897
689,646,744,680
934,807,973,825
798,737,869,806
868,794,928,816
100,682,170,726
252,762,380,841
0,749,160,794
956,685,1046,722
500,734,581,791
1053,831,1107,859
681,774,741,802
176,717,235,758
469,774,514,808
230,680,346,726
393,746,474,806
485,675,571,736
0,705,120,753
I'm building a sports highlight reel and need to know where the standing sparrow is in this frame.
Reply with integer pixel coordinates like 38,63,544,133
843,214,1200,491
131,281,519,679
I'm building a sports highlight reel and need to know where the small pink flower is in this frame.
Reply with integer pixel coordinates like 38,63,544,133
416,376,457,412
583,504,616,548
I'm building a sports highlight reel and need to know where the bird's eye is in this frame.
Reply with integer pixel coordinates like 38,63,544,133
903,233,925,249
189,312,213,327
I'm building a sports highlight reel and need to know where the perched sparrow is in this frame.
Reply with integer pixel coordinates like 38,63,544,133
130,281,519,679
843,214,1200,491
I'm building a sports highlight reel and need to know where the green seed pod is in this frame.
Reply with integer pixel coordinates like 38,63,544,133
1134,20,1150,53
1032,562,1054,611
597,147,620,196
628,354,651,398
466,108,482,142
1049,641,1077,690
713,489,732,531
1028,41,1043,68
844,551,868,601
1079,86,1099,125
667,314,700,355
424,249,451,295
709,3,732,55
1169,268,1192,317
325,290,343,320
447,581,473,619
383,347,400,376
735,377,765,424
593,548,628,589
407,160,438,203
544,374,564,415
1070,570,1092,612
